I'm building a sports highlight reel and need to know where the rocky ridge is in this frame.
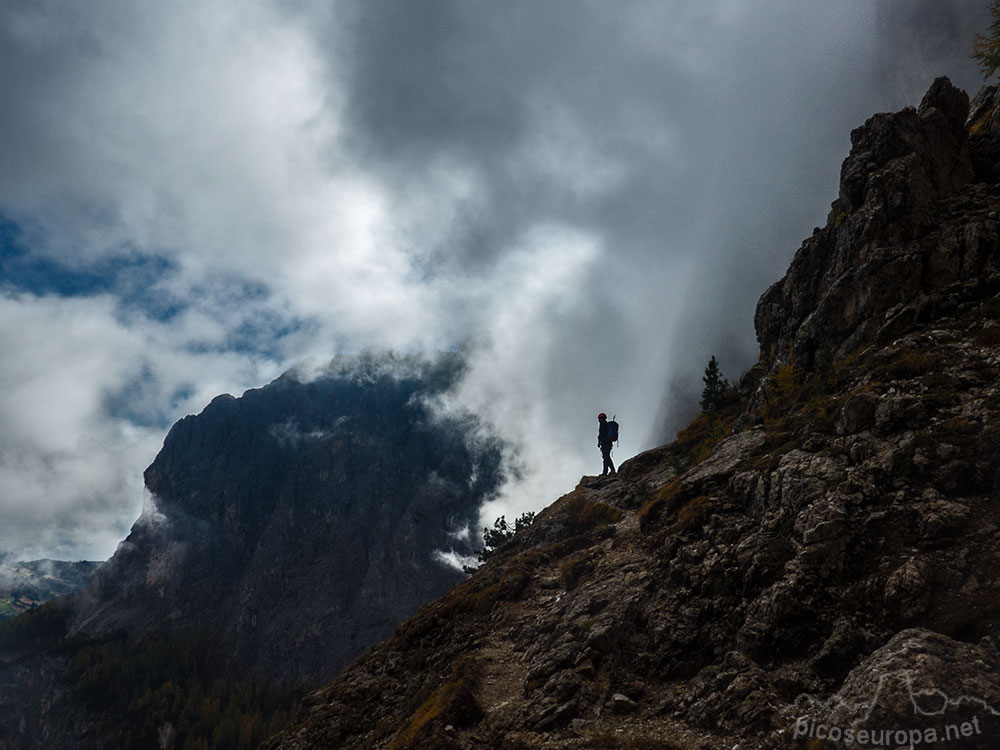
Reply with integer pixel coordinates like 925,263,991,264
268,78,1000,749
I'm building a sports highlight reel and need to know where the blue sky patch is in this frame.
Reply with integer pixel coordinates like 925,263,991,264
0,213,184,322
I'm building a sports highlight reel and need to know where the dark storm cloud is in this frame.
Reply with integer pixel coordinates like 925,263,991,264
329,0,709,268
0,0,993,555
314,1,993,519
318,1,885,453
281,0,891,517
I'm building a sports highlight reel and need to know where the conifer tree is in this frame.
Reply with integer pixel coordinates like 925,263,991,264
973,1,1000,80
700,356,729,413
468,511,536,569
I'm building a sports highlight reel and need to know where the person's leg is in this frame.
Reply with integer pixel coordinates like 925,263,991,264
602,444,614,475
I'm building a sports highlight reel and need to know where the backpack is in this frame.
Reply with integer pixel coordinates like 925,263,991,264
606,419,619,443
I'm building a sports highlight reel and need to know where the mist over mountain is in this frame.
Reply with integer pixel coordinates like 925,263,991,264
0,560,97,619
877,0,992,109
654,0,994,444
2,4,1000,750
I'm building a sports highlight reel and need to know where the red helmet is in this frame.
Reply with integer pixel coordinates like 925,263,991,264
598,412,607,420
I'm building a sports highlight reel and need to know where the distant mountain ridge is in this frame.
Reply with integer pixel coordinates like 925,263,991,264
0,560,98,619
9,73,1000,750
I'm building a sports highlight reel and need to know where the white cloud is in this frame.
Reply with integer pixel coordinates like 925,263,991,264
0,293,156,558
513,101,629,200
0,291,279,559
430,225,621,526
432,548,478,573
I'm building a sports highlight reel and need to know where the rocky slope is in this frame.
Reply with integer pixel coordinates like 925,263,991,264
267,78,1000,750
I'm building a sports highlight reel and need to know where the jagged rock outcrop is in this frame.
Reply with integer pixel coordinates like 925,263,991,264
786,629,1000,750
754,77,982,374
268,77,1000,750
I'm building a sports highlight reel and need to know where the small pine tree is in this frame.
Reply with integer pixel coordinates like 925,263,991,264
480,515,513,553
468,511,536,570
700,356,729,413
973,1,1000,80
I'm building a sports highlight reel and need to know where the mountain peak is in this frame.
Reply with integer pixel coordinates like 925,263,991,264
72,351,503,685
753,76,979,383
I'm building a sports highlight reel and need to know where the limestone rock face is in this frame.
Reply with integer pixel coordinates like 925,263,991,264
267,78,1000,750
754,77,998,378
72,353,503,684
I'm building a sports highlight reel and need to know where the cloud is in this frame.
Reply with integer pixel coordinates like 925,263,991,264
309,0,888,521
0,290,282,559
0,292,155,559
432,548,478,573
0,0,989,559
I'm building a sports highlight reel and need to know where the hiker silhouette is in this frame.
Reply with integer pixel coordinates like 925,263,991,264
597,413,617,477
